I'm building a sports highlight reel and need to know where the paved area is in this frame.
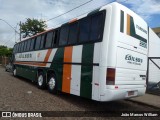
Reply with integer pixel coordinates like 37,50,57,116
0,66,159,119
129,93,160,109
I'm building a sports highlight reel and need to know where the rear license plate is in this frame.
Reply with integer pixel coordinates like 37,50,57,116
128,91,134,96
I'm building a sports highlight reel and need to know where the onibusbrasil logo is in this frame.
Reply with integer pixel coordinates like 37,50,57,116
1,112,42,118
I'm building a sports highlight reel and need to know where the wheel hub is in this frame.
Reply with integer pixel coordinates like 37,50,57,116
13,69,16,76
38,75,43,86
49,77,55,90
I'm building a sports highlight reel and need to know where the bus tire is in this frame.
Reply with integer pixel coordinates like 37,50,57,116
13,68,17,77
48,74,57,94
37,72,46,89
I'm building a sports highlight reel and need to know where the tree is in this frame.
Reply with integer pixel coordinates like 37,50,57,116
0,45,13,57
20,18,47,38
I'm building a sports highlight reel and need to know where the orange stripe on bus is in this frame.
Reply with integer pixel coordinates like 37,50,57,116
62,46,73,93
127,14,130,35
44,49,52,62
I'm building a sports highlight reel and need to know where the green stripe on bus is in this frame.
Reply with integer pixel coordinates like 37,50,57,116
80,43,94,99
120,10,124,33
130,16,147,43
50,48,64,91
16,65,36,81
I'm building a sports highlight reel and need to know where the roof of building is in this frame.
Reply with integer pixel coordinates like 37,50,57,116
152,27,160,33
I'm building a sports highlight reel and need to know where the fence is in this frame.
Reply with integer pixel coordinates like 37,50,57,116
147,57,160,95
0,56,10,67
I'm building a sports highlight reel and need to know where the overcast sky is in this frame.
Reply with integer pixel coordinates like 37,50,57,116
0,0,160,48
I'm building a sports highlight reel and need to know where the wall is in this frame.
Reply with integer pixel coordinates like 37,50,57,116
148,28,160,85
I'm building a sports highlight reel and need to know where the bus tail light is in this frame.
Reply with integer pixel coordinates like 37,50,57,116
106,68,115,85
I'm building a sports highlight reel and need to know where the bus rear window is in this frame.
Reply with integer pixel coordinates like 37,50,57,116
90,13,103,41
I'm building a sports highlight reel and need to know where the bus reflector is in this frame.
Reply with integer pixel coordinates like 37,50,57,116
106,68,115,85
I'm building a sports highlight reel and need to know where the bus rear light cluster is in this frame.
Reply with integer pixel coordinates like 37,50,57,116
106,68,116,85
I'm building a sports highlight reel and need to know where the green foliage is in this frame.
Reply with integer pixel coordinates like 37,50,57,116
20,18,47,38
0,45,13,57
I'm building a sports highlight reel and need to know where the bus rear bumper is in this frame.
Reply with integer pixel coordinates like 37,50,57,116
100,86,146,102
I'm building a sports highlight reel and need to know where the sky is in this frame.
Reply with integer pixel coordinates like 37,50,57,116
0,0,160,48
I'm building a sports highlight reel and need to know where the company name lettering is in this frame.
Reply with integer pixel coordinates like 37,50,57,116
125,54,143,64
19,53,32,58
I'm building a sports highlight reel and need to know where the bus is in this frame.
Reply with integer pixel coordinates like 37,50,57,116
12,2,148,101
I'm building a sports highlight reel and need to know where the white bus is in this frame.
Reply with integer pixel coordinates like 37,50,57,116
12,2,148,101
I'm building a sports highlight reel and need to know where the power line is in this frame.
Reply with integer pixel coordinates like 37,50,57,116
46,0,93,22
0,20,19,47
0,19,20,34
49,1,109,29
0,22,19,47
4,40,15,47
3,34,15,46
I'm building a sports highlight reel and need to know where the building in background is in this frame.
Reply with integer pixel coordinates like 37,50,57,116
148,27,160,95
152,27,160,38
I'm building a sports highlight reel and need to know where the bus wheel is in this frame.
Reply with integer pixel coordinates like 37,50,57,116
13,68,17,76
37,72,46,89
48,74,57,94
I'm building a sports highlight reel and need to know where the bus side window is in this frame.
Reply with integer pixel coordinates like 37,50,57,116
40,34,46,49
45,32,53,48
26,39,31,51
21,42,24,52
18,43,21,53
59,25,69,46
90,13,103,41
23,42,25,52
79,17,91,43
14,44,16,53
52,30,58,47
68,22,78,45
21,43,23,52
13,45,16,53
15,45,17,53
18,43,22,52
30,38,35,51
16,45,18,53
23,41,27,52
16,44,19,53
35,36,41,50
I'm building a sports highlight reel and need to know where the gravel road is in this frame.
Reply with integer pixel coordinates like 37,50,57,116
0,66,158,120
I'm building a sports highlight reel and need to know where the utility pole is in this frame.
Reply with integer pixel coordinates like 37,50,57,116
15,23,18,44
15,28,16,43
20,21,21,41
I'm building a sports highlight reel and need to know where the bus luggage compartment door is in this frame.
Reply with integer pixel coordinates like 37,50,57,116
115,47,147,85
